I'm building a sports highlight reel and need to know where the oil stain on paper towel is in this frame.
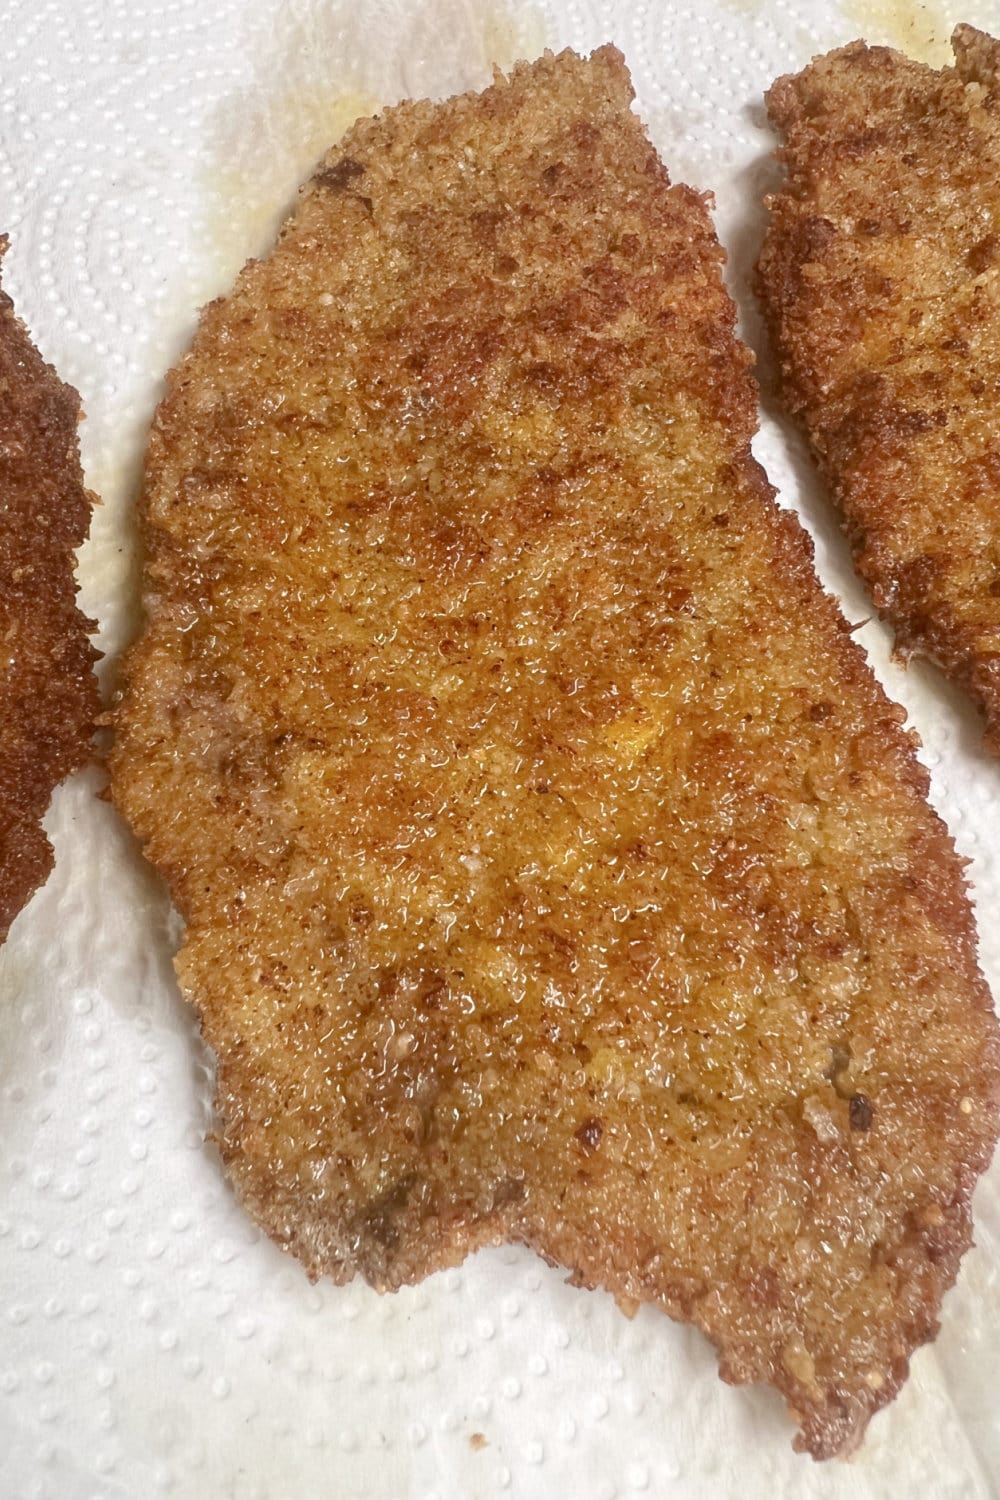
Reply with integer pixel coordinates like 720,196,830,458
203,0,547,290
842,0,953,64
720,0,953,68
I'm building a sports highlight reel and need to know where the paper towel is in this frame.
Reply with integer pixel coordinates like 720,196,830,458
2,0,1000,1495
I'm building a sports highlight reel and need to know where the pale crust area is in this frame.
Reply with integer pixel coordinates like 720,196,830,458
756,26,1000,751
0,237,98,940
111,49,1000,1458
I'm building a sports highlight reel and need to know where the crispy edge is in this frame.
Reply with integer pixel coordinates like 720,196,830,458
0,235,99,939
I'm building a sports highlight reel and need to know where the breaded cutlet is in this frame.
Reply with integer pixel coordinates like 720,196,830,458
0,237,98,941
756,25,1000,750
110,47,1000,1457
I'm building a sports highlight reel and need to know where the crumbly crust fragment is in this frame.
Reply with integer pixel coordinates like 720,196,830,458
0,237,98,939
756,25,1000,750
111,48,1000,1458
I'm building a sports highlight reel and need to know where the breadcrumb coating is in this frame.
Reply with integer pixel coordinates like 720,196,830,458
112,48,1000,1457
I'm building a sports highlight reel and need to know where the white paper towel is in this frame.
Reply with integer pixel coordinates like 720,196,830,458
2,0,1000,1495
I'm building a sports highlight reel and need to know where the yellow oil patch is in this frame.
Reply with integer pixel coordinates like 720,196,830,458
841,0,953,65
203,87,379,288
481,2,548,72
201,0,548,291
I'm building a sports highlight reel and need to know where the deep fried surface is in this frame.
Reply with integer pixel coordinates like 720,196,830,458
0,237,98,940
756,26,1000,751
111,48,1000,1458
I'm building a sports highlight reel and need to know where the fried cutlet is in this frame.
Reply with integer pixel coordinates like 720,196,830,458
110,47,1000,1458
0,237,98,941
756,25,1000,751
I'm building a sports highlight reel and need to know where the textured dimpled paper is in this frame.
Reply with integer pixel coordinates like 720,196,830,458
2,1,1000,1496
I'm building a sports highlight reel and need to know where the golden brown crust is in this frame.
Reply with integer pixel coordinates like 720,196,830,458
756,26,1000,751
111,48,1000,1458
0,237,99,940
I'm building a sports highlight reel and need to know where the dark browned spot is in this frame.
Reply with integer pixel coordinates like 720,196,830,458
471,208,508,244
316,156,366,191
417,973,448,1010
575,1116,603,1151
491,1176,526,1208
357,1173,419,1253
526,360,560,390
849,1094,874,1131
967,233,998,274
793,215,837,264
744,1263,780,1308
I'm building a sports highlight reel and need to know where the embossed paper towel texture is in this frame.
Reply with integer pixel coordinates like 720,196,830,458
2,0,1000,1496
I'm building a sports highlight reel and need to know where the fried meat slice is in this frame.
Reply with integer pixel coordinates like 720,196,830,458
110,48,1000,1457
756,26,1000,750
0,237,98,940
